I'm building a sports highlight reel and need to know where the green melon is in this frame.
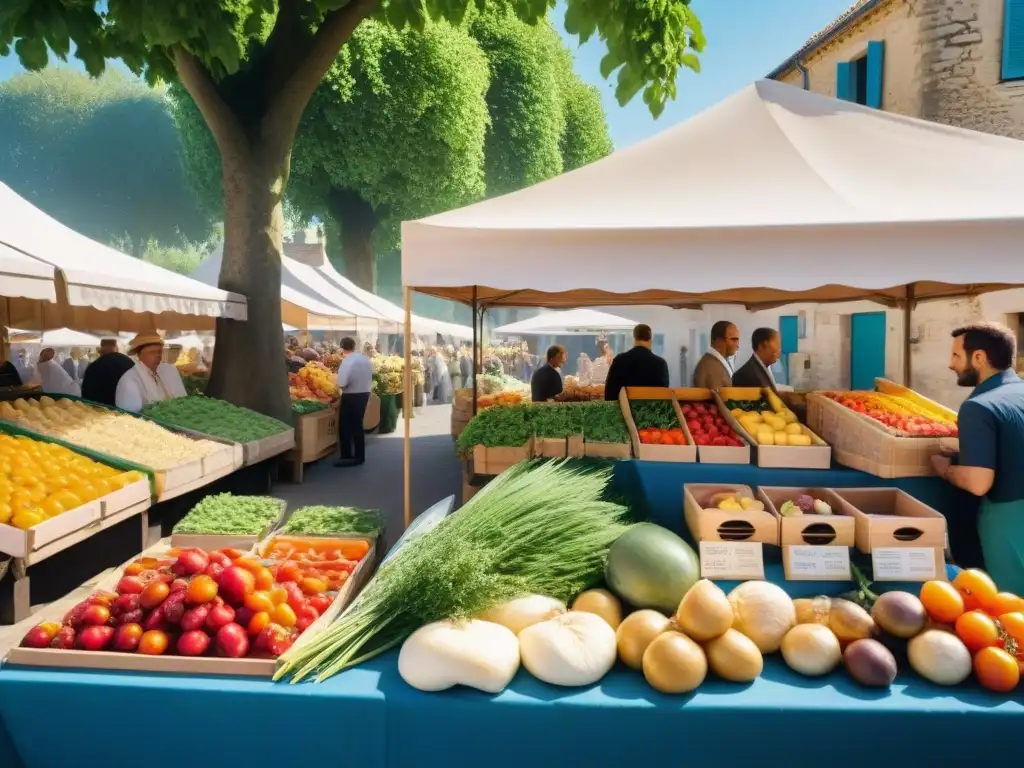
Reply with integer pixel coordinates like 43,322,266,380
605,523,700,613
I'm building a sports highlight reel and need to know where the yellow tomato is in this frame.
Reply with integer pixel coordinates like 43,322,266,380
92,478,113,497
0,503,12,525
27,487,46,503
11,510,44,530
68,482,96,502
52,491,83,509
40,497,66,518
8,491,33,512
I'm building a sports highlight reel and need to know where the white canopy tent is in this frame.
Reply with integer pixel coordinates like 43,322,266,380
494,309,638,335
8,327,102,347
402,79,1024,309
0,182,246,332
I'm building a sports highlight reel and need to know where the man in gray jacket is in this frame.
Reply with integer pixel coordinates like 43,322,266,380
692,321,739,390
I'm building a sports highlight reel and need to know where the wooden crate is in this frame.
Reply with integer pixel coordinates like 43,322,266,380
582,440,631,458
242,429,296,466
806,393,955,478
534,437,567,458
472,438,533,476
5,535,376,676
716,389,830,470
756,487,856,581
286,405,339,483
620,387,696,463
566,434,584,458
0,500,102,558
683,484,778,544
99,478,151,518
673,387,751,465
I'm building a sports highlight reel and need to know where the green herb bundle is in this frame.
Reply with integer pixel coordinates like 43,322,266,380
275,460,632,683
531,403,584,439
143,395,290,443
173,493,284,535
279,506,383,537
292,399,330,416
455,404,532,456
581,401,630,444
630,400,679,430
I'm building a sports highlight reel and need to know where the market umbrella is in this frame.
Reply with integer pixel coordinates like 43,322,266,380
493,309,638,335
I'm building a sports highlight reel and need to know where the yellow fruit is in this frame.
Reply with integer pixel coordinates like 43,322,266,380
788,434,812,447
11,510,44,530
0,503,11,525
785,423,803,436
774,432,789,446
781,409,799,424
756,431,775,445
40,497,67,518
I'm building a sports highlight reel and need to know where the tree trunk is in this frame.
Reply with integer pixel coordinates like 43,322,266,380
328,188,377,291
204,147,292,422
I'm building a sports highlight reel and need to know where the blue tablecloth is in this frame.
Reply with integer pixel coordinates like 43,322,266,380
0,460,1018,768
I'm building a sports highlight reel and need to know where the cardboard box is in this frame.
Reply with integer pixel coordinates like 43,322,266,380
620,387,696,463
756,487,856,581
716,388,830,470
582,440,631,459
673,387,751,465
472,438,533,476
683,484,778,544
566,434,585,457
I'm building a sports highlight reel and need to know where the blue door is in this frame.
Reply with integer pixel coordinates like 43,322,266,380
778,315,799,385
851,312,887,390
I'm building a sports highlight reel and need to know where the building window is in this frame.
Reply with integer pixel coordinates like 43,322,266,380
836,41,885,108
853,55,869,105
1004,0,1024,81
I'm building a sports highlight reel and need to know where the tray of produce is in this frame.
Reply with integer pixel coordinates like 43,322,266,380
256,535,374,595
291,399,329,416
673,388,750,464
172,493,288,550
0,396,220,495
683,484,778,547
717,387,830,469
456,404,534,475
143,396,296,466
10,536,374,676
620,388,695,462
276,505,383,541
289,362,338,405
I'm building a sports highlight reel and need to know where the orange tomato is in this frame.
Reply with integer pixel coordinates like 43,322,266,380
123,563,145,576
920,580,965,624
138,630,170,655
998,612,1024,645
248,611,271,637
234,558,264,575
186,575,218,604
269,587,288,606
273,603,297,628
955,610,1001,653
244,591,275,614
300,577,327,595
253,566,274,591
140,581,170,610
279,562,303,583
985,592,1024,617
973,646,1020,692
953,569,998,613
219,548,245,560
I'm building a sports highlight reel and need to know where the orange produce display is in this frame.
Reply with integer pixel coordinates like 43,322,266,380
261,536,371,594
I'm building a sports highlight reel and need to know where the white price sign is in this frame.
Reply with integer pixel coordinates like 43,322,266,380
700,541,764,580
871,547,937,581
787,546,851,580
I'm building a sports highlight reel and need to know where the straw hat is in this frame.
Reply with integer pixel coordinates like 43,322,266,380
127,333,165,355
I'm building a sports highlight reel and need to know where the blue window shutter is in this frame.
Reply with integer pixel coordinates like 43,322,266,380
866,41,885,108
1004,0,1024,80
836,62,853,101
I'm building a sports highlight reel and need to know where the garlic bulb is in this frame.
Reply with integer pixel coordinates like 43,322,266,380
518,611,617,687
476,595,566,635
398,620,520,693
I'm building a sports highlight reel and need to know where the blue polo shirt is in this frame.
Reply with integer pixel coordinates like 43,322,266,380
956,369,1024,503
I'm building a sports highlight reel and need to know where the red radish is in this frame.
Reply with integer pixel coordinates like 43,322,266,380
51,626,76,649
22,624,58,648
81,604,111,627
162,591,187,624
169,578,189,594
180,604,210,632
113,623,144,652
206,603,236,632
112,593,141,616
143,606,170,632
119,609,145,626
216,623,249,658
175,549,209,576
78,625,115,651
177,630,211,656
63,601,90,628
217,566,255,605
116,576,145,595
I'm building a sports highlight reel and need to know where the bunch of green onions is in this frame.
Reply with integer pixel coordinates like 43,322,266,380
274,459,632,683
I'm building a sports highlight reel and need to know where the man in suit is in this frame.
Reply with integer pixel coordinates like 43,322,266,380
604,324,670,401
692,321,739,390
732,327,781,391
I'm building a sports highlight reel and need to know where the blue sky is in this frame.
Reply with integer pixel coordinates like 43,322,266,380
0,0,853,148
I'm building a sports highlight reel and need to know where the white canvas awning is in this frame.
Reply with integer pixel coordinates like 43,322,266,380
494,309,638,335
8,327,103,347
402,79,1024,309
0,182,247,330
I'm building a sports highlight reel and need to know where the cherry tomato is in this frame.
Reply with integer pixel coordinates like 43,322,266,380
953,569,998,613
186,574,219,604
138,630,170,655
309,594,333,614
974,646,1020,692
219,548,245,560
253,566,274,591
956,610,1001,653
279,563,303,583
273,603,297,628
300,577,327,595
123,563,145,576
269,587,288,606
234,558,264,575
247,611,271,637
244,591,275,614
139,581,170,610
999,612,1024,645
985,592,1024,617
920,580,965,624
295,604,320,632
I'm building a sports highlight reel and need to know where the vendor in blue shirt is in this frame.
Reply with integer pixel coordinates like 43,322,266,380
932,322,1024,594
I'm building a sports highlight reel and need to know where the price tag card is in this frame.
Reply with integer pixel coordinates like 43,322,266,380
785,546,851,581
871,547,937,582
700,541,764,580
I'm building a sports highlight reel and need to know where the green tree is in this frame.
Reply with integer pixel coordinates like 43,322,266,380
0,68,211,248
1,0,704,419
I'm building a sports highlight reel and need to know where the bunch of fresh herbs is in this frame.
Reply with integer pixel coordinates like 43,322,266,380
581,401,630,444
292,399,329,415
455,404,532,456
279,505,383,537
174,493,284,535
531,402,584,438
630,400,679,430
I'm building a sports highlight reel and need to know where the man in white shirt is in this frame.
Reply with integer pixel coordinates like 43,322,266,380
37,348,81,396
115,333,187,413
335,336,373,467
731,327,780,392
692,321,739,390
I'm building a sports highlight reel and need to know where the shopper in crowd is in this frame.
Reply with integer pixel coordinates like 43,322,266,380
590,340,615,386
693,321,740,390
62,347,89,383
447,346,462,391
731,327,780,392
604,324,670,401
932,322,1024,593
335,336,373,468
531,345,567,402
115,333,187,413
82,338,135,406
36,347,81,396
459,346,473,386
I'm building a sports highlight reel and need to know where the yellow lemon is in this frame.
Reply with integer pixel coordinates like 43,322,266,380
11,510,44,530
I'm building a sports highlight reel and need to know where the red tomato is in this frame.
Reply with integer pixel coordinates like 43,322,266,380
177,630,211,656
112,623,143,652
217,566,256,605
216,622,250,658
81,604,111,627
309,594,332,614
295,604,320,632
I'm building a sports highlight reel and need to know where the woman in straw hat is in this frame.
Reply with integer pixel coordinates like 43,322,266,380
115,333,187,413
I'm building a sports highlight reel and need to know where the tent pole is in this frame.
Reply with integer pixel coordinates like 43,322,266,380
471,287,478,416
903,283,914,387
403,287,413,530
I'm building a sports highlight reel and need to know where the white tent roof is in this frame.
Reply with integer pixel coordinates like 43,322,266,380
402,79,1024,308
0,183,247,329
494,309,638,335
7,327,103,347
